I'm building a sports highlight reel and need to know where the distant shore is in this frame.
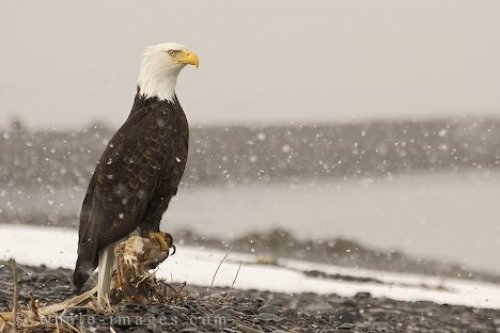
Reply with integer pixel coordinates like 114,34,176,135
2,117,500,189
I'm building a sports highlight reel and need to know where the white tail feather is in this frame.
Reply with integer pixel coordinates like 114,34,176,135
97,244,115,306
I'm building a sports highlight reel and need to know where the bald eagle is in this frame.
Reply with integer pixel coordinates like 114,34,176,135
73,43,199,301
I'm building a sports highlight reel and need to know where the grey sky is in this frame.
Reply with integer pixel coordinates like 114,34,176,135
1,0,499,128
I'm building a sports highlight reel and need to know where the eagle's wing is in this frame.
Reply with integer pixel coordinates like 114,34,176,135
73,108,168,290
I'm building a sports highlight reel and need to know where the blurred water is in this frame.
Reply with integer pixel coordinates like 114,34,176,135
165,171,500,273
2,171,499,273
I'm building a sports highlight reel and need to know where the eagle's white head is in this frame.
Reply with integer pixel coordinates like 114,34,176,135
137,42,199,102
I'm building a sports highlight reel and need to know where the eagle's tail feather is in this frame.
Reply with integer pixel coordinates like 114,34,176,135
73,253,98,292
97,244,115,306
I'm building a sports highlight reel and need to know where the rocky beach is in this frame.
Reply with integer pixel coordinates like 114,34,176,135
1,261,499,332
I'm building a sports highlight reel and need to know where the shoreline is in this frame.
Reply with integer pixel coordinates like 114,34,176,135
3,221,500,286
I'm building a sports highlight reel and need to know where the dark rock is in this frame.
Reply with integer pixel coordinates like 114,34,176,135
121,303,148,314
354,291,372,300
333,309,360,324
338,322,355,330
281,308,297,317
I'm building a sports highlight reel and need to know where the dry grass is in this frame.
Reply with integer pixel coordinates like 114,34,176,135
209,251,230,290
0,260,101,333
0,259,188,333
0,236,185,332
223,261,243,301
204,251,244,300
0,240,245,332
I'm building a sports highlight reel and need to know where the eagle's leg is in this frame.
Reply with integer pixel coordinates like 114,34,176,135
97,243,115,307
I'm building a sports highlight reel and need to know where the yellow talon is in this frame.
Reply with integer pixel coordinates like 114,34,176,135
148,232,172,252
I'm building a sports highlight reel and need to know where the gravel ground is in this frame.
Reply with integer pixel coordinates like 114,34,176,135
1,261,500,332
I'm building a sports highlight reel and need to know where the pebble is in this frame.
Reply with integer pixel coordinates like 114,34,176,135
235,323,264,333
333,309,359,323
257,303,281,314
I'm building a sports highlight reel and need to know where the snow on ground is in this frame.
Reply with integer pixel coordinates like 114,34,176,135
1,224,500,309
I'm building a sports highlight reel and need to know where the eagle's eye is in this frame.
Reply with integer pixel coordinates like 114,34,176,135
168,50,176,57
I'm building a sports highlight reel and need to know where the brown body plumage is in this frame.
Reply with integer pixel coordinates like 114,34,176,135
73,92,188,291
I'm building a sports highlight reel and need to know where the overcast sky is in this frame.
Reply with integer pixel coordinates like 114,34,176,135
1,0,499,128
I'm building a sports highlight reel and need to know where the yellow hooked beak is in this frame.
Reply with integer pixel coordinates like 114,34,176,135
177,49,200,68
